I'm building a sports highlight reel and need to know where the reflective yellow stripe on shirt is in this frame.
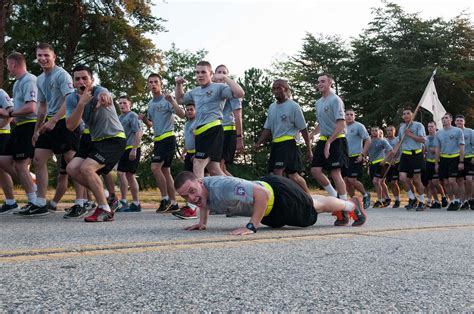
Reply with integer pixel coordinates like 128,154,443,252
187,149,196,154
91,132,126,142
426,158,436,163
402,149,422,155
153,131,174,142
440,153,460,158
465,154,474,158
82,128,90,134
257,181,275,217
319,134,346,141
125,145,140,150
351,154,361,157
371,158,384,165
194,120,222,136
46,115,66,121
223,125,236,131
16,119,37,126
272,136,295,143
0,130,11,134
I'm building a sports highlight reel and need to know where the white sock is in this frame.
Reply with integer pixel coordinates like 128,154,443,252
132,201,140,206
6,199,16,205
27,192,36,203
35,198,46,206
419,194,425,203
339,194,348,200
171,200,177,205
121,199,127,203
395,196,400,201
407,190,415,199
323,184,337,197
343,200,355,212
50,201,58,208
98,204,111,212
75,199,84,206
187,203,197,209
162,196,169,201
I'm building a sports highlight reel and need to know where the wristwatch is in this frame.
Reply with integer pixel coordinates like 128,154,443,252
246,222,257,233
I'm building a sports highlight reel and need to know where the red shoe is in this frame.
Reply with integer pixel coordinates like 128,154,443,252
332,210,349,226
172,206,197,220
349,196,367,227
84,207,114,222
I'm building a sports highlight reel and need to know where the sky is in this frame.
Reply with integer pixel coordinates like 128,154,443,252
150,0,471,78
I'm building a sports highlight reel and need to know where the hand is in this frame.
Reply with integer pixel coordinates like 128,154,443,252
404,128,414,137
138,113,146,121
324,141,331,159
175,76,185,85
356,155,364,163
41,119,56,133
79,88,94,106
236,138,244,153
212,73,227,82
97,92,112,108
164,93,175,103
229,227,255,236
184,223,206,231
129,149,137,161
458,163,464,171
32,131,40,146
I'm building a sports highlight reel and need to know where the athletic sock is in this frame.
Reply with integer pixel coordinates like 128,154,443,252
27,192,36,204
132,201,140,206
98,204,111,212
407,190,415,199
395,196,400,201
323,184,337,197
120,199,127,203
419,194,425,203
74,199,85,206
339,193,348,200
162,196,169,201
342,200,355,212
6,199,16,205
187,202,197,209
49,201,58,208
35,198,46,206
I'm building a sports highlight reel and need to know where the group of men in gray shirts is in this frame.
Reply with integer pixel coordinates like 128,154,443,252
0,43,470,235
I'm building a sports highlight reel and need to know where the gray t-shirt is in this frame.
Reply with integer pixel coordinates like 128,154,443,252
386,136,401,162
368,138,393,162
184,119,196,151
0,89,13,131
119,111,142,147
462,128,474,156
183,83,233,127
222,98,242,126
434,127,465,155
263,99,307,139
12,72,38,123
315,92,345,136
203,176,255,216
425,135,437,160
66,86,124,140
37,66,74,115
398,121,426,151
147,95,176,137
346,121,369,156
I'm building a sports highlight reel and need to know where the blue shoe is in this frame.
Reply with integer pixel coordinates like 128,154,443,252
124,203,141,212
116,200,129,212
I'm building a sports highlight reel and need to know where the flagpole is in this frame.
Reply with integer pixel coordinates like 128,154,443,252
382,68,437,180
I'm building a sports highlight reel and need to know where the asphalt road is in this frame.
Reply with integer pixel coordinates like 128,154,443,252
1,207,473,311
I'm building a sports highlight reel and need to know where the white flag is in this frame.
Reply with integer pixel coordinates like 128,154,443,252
419,71,446,128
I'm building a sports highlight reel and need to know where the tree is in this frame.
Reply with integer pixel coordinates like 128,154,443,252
0,0,10,87
3,0,164,100
234,67,273,178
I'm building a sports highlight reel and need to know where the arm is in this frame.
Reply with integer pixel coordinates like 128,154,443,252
221,76,244,99
129,130,143,161
7,101,36,118
233,108,244,152
254,129,272,148
300,128,313,160
174,77,185,104
184,207,210,231
66,91,93,131
0,116,12,129
323,119,345,159
42,99,68,132
229,185,270,236
165,94,185,118
34,102,47,134
309,124,320,142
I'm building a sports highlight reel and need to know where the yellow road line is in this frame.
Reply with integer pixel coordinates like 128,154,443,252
1,224,472,263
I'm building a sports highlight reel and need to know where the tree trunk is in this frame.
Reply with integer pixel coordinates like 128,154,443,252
0,0,11,88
